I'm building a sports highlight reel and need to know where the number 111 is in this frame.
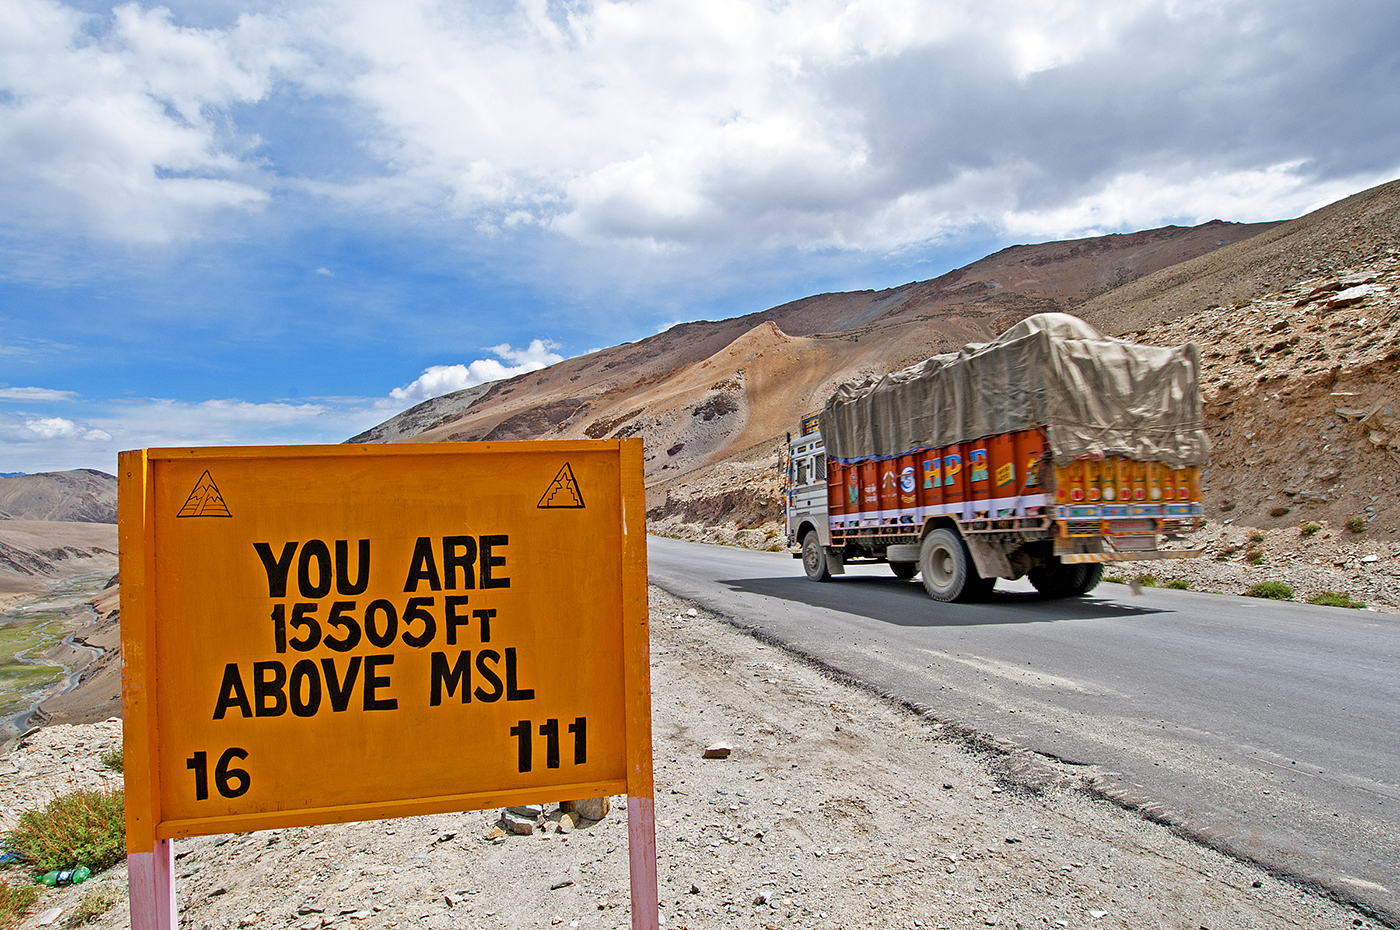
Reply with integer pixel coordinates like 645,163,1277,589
510,717,586,772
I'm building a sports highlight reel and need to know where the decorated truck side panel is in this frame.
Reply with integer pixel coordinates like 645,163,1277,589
787,429,1205,601
785,313,1209,602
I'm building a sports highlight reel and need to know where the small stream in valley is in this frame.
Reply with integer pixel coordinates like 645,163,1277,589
0,573,110,740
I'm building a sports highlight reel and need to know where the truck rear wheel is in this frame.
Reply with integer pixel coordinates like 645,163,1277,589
801,533,831,582
889,561,918,579
967,575,997,599
1029,561,1103,598
919,528,975,602
1071,562,1104,595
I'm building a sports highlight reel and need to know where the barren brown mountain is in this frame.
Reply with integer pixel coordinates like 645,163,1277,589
356,218,1277,521
0,471,118,599
0,469,116,524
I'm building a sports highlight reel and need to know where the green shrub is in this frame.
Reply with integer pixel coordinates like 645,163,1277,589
1248,531,1266,544
1306,591,1366,609
1346,516,1366,533
1220,501,1236,512
1164,579,1191,589
1133,573,1158,587
1299,523,1321,536
1244,581,1294,600
1104,575,1128,584
98,746,122,773
0,881,40,930
6,789,125,874
1269,506,1291,518
1245,549,1265,564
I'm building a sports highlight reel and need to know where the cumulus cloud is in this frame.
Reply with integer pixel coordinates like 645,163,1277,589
310,0,1400,250
5,0,1399,256
389,340,565,404
23,416,110,441
0,0,293,242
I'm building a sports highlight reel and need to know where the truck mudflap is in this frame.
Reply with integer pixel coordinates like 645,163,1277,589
1059,549,1204,563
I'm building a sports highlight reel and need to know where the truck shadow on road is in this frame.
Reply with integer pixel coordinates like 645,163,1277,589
718,576,1166,627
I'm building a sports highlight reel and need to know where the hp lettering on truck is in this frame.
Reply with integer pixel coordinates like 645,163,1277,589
784,313,1210,601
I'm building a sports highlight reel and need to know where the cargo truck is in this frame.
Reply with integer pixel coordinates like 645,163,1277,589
784,313,1209,601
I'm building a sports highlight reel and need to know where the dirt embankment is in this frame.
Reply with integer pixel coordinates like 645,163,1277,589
1108,248,1400,608
0,522,118,600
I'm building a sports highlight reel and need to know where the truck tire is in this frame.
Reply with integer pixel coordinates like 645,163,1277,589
966,575,997,600
1070,562,1104,596
889,561,918,579
919,528,974,602
1029,562,1077,597
1029,561,1102,598
801,533,831,582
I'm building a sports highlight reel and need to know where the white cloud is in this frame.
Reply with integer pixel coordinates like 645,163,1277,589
23,416,102,439
3,0,1399,260
307,0,1400,255
0,0,292,242
997,162,1392,240
389,340,565,404
0,396,393,474
0,386,79,401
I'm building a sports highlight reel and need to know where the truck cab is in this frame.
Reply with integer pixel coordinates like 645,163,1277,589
785,430,831,576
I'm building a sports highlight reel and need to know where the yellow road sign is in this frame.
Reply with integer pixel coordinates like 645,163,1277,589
120,440,650,852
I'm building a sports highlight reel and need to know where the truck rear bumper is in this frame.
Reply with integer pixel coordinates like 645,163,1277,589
1058,548,1203,564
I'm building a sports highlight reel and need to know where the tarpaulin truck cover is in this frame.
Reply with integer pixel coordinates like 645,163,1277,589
821,313,1210,468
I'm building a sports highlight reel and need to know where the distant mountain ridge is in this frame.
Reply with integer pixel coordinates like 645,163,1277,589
0,469,117,524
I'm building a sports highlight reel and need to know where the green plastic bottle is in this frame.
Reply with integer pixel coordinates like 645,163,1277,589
72,866,91,884
38,871,59,886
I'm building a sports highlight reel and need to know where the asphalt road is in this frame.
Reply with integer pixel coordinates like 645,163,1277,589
647,535,1400,924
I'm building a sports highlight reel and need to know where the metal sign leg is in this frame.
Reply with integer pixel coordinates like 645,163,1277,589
128,839,175,930
627,795,659,930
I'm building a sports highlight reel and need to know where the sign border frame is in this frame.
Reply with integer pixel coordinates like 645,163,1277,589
119,439,652,851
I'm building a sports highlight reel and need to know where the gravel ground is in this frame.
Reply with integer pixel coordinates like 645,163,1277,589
0,588,1383,930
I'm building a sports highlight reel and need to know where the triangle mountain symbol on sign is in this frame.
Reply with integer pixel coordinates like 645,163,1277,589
177,470,232,518
538,463,585,509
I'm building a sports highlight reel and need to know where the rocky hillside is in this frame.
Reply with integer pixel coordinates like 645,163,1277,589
1090,225,1400,535
0,470,116,524
1078,180,1400,334
0,472,118,598
1065,180,1400,607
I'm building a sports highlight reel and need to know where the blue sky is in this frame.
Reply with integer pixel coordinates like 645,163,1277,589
3,0,1398,475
